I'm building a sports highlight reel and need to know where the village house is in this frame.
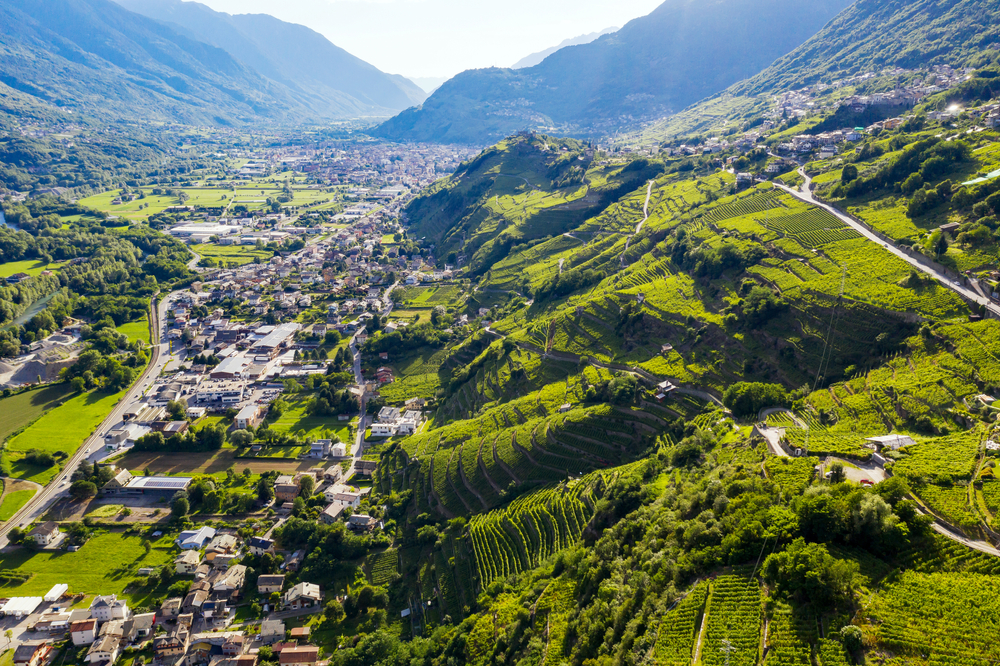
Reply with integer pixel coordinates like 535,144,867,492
70,619,98,646
14,642,52,666
90,595,130,622
257,574,285,595
248,536,275,555
282,582,322,611
29,521,60,546
176,550,202,574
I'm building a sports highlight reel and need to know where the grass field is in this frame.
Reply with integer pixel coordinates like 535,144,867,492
0,489,35,521
0,384,75,444
4,388,127,485
0,531,175,604
0,259,57,279
116,316,151,345
269,396,354,440
378,347,446,403
192,243,273,266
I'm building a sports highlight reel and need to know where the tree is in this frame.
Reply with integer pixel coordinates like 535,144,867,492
257,477,274,504
299,475,315,498
324,599,345,623
143,539,152,555
171,496,189,518
840,625,863,654
69,480,98,501
166,400,187,421
828,462,846,483
763,538,858,606
840,164,858,184
230,429,253,447
70,376,86,393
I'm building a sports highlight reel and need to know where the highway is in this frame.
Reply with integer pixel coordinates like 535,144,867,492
0,291,178,548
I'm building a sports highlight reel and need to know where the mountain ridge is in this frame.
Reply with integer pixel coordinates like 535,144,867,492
375,0,853,145
511,27,618,69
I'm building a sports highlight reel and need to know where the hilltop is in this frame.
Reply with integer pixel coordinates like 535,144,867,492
374,0,852,144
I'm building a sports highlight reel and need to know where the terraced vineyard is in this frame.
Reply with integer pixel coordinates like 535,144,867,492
764,605,815,666
366,548,399,586
765,456,818,496
865,571,1000,663
702,188,784,223
702,574,762,666
761,208,860,247
653,583,708,665
468,467,635,585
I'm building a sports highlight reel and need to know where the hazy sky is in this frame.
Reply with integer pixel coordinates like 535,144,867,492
192,0,664,79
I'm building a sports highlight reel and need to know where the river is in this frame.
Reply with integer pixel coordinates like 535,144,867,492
2,291,59,330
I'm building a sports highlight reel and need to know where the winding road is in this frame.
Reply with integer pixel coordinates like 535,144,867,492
774,168,1000,317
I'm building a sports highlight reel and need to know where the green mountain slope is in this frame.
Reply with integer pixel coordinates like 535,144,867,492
0,0,421,126
641,0,1000,141
115,0,426,112
732,0,1000,95
375,0,852,144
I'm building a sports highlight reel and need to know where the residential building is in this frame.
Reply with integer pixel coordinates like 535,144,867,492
154,630,189,660
175,550,202,574
274,475,299,503
259,619,285,645
248,536,274,555
278,646,319,666
13,642,52,666
160,597,182,620
70,619,97,646
235,404,263,430
29,521,59,546
90,595,130,622
257,575,285,595
282,582,322,611
86,635,120,665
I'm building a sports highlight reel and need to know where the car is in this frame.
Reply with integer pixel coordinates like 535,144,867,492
953,280,962,286
860,479,874,487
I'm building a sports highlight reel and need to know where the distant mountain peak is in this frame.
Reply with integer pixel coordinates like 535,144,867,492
512,27,618,69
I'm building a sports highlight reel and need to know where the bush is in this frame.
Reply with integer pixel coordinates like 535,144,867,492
723,382,789,418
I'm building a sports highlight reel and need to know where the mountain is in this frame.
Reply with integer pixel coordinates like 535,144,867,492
375,0,853,145
731,0,1000,95
0,0,423,127
114,0,425,111
639,0,1000,141
408,76,451,94
511,27,618,69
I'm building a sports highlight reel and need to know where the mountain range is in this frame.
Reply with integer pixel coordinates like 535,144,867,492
0,0,424,126
375,0,853,145
511,27,618,69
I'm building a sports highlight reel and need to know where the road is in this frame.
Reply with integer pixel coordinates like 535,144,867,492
0,292,177,548
774,168,1000,316
620,180,654,267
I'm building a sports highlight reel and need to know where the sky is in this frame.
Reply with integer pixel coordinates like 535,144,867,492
192,0,664,80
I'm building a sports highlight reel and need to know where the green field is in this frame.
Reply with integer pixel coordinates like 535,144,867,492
116,316,151,345
0,489,35,521
192,243,273,266
0,259,56,279
4,388,127,484
0,531,175,604
270,395,355,440
378,347,447,403
0,384,75,444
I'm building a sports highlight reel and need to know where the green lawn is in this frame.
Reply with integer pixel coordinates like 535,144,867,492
192,243,273,266
0,259,56,279
270,396,354,440
0,489,36,521
4,387,127,484
116,316,151,345
0,531,175,604
0,383,75,443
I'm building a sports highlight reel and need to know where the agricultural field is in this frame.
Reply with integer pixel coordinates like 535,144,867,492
654,583,708,665
0,258,58,279
366,548,399,586
191,243,273,266
3,387,126,485
377,347,447,403
0,531,175,605
268,395,354,441
0,488,35,521
863,571,1000,663
701,574,762,666
765,456,818,496
0,383,75,444
116,315,151,345
393,285,465,308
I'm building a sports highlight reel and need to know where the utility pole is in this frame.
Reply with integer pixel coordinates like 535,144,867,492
720,638,736,666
